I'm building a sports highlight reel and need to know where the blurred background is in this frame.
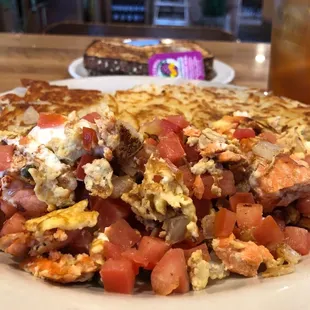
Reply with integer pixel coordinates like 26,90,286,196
0,0,273,42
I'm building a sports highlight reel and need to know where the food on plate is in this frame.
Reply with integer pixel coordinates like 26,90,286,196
84,39,215,80
0,80,310,296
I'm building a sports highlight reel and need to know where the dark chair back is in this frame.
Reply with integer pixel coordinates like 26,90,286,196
44,22,237,41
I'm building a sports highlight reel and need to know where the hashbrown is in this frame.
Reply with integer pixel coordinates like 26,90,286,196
0,79,117,135
1,80,310,138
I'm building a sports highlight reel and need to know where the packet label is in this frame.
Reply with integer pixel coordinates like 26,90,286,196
148,51,205,80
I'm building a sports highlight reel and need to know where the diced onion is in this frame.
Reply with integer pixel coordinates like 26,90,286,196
111,176,134,198
23,106,39,125
252,141,281,161
140,118,161,136
276,243,301,265
201,210,216,239
163,215,189,244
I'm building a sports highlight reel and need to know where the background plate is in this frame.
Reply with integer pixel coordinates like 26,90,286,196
68,57,235,84
0,76,309,310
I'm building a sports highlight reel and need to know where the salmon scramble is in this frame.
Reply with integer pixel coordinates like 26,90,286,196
0,89,310,295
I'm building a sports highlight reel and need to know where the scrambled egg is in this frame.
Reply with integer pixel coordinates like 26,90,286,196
95,112,120,159
89,232,109,266
191,158,222,175
188,250,210,291
122,156,198,238
29,229,69,256
48,114,87,163
28,147,77,208
25,200,98,234
22,251,98,283
84,158,113,199
187,250,230,291
209,261,230,280
12,142,78,208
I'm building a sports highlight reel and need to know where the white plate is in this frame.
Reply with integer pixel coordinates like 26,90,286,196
1,76,309,310
68,57,235,84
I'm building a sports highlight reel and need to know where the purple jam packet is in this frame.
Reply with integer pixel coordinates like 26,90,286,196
148,51,205,80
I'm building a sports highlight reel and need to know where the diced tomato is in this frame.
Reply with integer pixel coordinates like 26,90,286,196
0,212,25,237
183,144,201,163
6,239,29,257
145,138,157,146
229,192,255,212
82,112,101,123
0,145,14,171
183,243,210,262
272,216,286,231
157,132,185,164
160,119,182,136
284,227,310,255
233,128,256,140
175,230,205,249
76,154,96,180
82,127,98,151
259,131,277,144
105,219,141,251
151,248,189,296
19,136,30,145
254,216,284,246
200,212,215,239
219,171,236,196
214,208,237,238
0,200,17,218
37,113,66,128
100,258,136,294
67,229,93,255
193,198,211,220
165,115,189,129
201,175,215,199
236,204,263,230
178,165,195,190
296,197,310,216
193,175,204,200
138,236,171,270
91,198,131,231
122,248,148,274
201,171,236,200
103,241,123,260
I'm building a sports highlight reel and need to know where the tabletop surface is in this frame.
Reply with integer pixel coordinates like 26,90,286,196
0,33,270,92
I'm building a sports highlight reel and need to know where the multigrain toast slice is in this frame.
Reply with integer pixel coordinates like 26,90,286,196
83,39,215,80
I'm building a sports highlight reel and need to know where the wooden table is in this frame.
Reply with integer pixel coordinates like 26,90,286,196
0,33,270,92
